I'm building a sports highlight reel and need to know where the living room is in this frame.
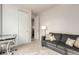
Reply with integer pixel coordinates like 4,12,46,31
0,4,79,55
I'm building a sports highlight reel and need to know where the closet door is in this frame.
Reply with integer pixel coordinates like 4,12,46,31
18,10,31,45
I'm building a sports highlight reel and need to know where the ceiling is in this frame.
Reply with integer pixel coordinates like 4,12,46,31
15,4,56,15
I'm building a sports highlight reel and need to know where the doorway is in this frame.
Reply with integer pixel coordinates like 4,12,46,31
31,16,40,41
31,18,35,41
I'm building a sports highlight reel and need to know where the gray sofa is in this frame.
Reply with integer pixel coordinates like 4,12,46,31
41,33,79,55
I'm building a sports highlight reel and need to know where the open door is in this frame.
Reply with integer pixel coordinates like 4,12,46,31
34,16,40,40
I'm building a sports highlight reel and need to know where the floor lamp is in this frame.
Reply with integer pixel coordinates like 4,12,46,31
41,26,47,36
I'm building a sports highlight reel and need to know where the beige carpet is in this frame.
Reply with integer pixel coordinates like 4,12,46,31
15,40,61,55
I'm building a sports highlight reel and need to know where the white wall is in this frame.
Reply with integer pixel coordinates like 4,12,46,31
2,5,18,35
40,5,79,36
2,4,31,45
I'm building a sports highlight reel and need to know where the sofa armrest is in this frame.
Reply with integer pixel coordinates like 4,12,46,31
41,36,46,41
41,36,46,47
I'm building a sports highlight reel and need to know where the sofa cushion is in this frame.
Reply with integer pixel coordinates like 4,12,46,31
67,35,77,40
52,40,59,45
52,33,62,41
57,41,66,47
60,34,68,43
57,41,79,52
66,45,79,53
45,40,58,46
66,38,75,47
57,41,65,46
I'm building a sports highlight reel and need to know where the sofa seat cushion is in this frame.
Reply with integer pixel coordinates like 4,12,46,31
66,45,79,54
57,41,66,46
57,41,79,54
57,42,66,50
46,40,58,44
57,41,79,51
45,40,53,43
52,40,59,44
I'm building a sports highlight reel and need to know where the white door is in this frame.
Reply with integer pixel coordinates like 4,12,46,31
34,16,40,40
18,10,31,45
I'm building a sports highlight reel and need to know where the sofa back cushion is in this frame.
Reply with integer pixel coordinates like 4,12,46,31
60,34,78,43
67,35,78,40
48,32,79,44
60,34,68,43
52,33,62,41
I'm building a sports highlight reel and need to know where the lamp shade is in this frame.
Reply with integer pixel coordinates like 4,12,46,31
41,26,47,30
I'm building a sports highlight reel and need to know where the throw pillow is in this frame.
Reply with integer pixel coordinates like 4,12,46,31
45,34,56,41
66,38,75,47
74,37,79,48
49,35,56,41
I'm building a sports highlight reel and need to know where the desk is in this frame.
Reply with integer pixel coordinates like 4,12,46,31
0,35,16,41
0,35,16,55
